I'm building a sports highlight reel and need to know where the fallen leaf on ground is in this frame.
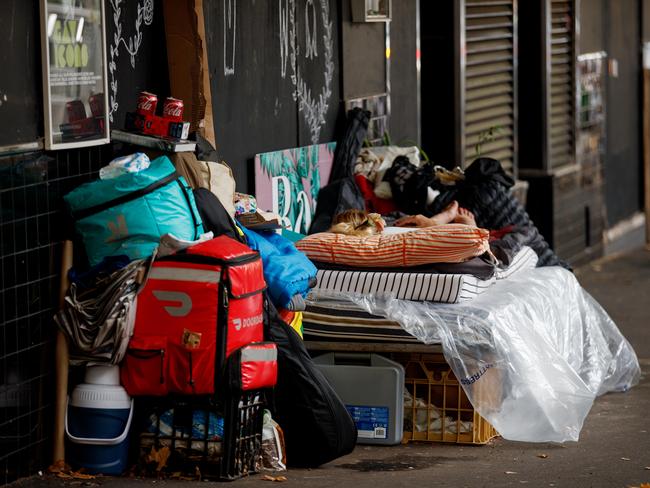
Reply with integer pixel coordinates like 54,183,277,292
70,471,96,480
48,460,71,473
537,454,548,459
262,474,288,482
51,461,97,481
146,446,171,471
56,470,96,480
621,457,631,461
505,471,518,475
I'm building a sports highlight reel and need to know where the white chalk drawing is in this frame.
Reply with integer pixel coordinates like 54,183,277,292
304,0,318,59
279,0,290,78
224,0,237,76
287,0,334,144
108,0,154,123
143,0,154,25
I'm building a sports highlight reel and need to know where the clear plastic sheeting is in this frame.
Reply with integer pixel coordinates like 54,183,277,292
307,267,640,442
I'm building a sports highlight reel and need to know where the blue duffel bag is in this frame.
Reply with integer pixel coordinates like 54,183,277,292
65,156,204,266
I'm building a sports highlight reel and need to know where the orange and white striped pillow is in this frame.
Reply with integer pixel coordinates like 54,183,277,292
296,224,490,267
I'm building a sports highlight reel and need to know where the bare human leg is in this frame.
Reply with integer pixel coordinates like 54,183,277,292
394,201,459,227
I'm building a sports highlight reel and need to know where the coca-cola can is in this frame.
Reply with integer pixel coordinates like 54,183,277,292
88,92,104,117
137,91,158,116
66,100,86,122
162,97,184,122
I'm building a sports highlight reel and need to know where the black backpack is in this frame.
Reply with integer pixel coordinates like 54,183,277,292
266,301,357,467
192,188,245,243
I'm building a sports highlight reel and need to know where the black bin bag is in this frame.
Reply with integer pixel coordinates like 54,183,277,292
266,299,357,467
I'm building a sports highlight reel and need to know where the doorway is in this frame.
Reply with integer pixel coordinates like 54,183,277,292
603,0,643,226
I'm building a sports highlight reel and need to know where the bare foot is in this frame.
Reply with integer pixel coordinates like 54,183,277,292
429,200,459,225
454,207,477,226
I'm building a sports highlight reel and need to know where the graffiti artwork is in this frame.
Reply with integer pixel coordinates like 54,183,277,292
254,143,336,234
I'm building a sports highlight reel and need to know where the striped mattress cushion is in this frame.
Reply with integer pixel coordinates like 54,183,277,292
315,268,494,303
296,224,490,267
495,246,538,279
312,245,537,304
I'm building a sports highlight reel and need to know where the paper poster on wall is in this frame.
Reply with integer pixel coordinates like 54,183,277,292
40,0,110,149
254,143,336,234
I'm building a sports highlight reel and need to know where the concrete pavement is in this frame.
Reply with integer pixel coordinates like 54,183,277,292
15,247,650,488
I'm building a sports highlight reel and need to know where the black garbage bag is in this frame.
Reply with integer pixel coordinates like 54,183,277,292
309,177,365,234
266,300,357,467
194,133,220,162
383,155,435,215
329,107,371,183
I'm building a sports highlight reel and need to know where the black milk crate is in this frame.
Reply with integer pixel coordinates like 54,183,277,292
137,390,264,481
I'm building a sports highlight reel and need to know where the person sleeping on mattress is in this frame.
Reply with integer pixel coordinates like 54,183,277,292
328,200,476,237
296,202,490,268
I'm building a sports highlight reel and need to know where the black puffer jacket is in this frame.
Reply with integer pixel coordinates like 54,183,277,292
309,107,370,234
428,158,568,269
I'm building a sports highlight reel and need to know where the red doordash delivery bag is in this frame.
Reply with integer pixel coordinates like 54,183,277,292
225,342,278,391
121,235,267,395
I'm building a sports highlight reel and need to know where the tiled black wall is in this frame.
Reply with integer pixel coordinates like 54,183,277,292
0,146,110,485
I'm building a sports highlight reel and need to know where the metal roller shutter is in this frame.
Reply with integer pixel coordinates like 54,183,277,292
462,0,518,174
547,0,575,169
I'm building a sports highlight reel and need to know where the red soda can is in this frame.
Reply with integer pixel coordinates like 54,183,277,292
137,91,158,116
162,97,184,122
66,100,86,122
88,92,105,117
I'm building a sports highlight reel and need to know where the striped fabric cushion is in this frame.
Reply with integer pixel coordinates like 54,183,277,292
315,269,494,303
303,305,419,343
495,246,538,279
296,224,490,267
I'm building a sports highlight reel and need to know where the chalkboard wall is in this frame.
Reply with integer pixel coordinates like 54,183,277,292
0,0,420,194
204,0,341,192
103,0,170,131
0,0,43,148
0,0,169,152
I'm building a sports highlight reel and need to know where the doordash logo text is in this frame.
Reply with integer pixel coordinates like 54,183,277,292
232,314,263,332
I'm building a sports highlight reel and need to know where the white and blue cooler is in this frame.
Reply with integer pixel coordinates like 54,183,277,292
65,365,133,475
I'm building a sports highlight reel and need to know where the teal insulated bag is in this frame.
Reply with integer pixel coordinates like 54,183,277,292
65,156,204,266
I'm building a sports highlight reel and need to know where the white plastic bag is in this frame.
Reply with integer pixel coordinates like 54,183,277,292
261,410,286,471
99,152,150,179
307,267,640,442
